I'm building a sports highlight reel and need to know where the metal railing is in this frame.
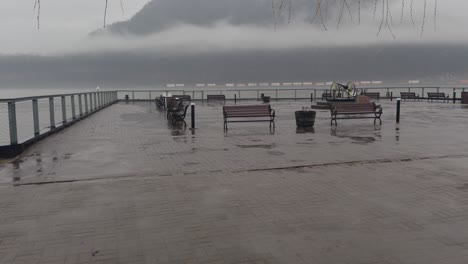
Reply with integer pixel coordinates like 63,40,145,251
116,86,467,101
0,91,118,147
1,87,467,148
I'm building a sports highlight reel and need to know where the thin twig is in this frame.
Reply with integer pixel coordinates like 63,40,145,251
420,0,427,37
104,0,108,28
400,0,405,24
377,0,385,36
410,0,415,29
434,0,437,31
337,0,346,29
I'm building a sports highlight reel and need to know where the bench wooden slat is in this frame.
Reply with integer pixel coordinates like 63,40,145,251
330,103,382,126
223,105,275,130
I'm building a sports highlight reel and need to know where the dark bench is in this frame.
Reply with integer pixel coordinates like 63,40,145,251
322,92,332,100
155,96,165,108
207,94,226,102
169,104,190,125
363,92,380,100
330,103,382,126
223,105,275,130
400,92,420,101
427,92,449,102
172,95,191,101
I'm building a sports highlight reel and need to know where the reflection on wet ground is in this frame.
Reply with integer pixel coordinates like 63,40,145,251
1,100,468,263
1,100,468,185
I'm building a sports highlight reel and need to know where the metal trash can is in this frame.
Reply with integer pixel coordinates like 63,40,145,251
462,92,468,104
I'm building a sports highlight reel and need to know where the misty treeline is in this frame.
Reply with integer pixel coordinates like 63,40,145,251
32,0,437,37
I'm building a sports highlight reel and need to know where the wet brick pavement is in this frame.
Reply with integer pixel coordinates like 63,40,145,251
0,100,468,263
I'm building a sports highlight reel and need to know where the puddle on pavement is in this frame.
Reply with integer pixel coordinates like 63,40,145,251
456,184,468,190
350,136,376,144
267,151,285,156
237,144,275,149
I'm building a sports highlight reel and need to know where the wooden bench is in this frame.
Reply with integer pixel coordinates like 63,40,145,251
223,105,275,130
400,92,420,101
427,92,449,102
330,103,382,126
169,104,190,125
207,95,226,102
322,92,332,100
363,92,380,100
172,95,191,101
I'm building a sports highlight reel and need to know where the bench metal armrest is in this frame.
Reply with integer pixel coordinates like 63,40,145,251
270,109,276,117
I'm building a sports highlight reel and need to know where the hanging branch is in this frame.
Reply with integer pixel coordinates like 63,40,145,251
400,0,405,24
410,0,415,28
373,0,378,20
386,0,396,39
272,0,277,31
33,0,41,29
337,0,346,29
358,1,361,25
104,0,109,28
311,0,321,24
288,0,292,24
120,0,125,16
434,0,437,31
420,0,427,37
319,0,328,30
344,0,353,22
377,0,385,36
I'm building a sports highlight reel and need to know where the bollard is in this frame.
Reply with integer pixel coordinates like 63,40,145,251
191,103,195,129
396,98,401,124
234,94,237,103
453,91,456,104
391,92,393,101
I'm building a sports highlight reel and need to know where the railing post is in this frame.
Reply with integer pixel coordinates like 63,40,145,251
71,95,76,119
437,87,440,93
257,90,259,100
78,94,83,116
149,91,152,101
85,94,89,114
276,90,278,101
314,89,317,101
8,102,18,145
132,91,134,101
32,99,40,137
49,97,56,129
453,91,456,104
61,96,67,124
238,90,241,100
94,93,97,111
422,88,425,98
294,89,297,100
202,91,204,101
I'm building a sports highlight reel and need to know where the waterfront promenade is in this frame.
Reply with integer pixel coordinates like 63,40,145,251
1,100,468,263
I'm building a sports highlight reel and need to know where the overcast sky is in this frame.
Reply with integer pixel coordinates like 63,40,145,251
0,0,149,54
1,0,468,88
0,0,467,55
